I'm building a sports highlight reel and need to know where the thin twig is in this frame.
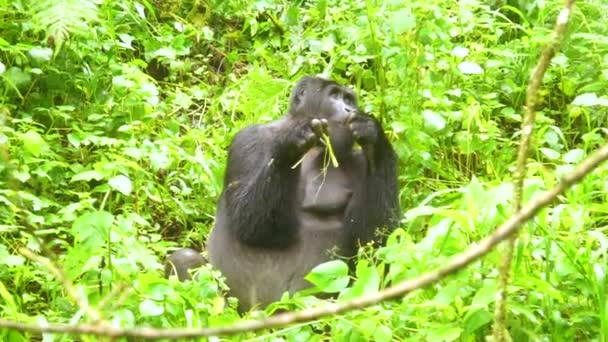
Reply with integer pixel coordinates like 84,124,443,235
493,0,576,339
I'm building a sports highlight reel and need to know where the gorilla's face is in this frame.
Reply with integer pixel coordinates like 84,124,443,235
320,83,360,124
290,77,361,125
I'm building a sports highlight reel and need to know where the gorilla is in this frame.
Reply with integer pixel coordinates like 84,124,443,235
166,76,400,312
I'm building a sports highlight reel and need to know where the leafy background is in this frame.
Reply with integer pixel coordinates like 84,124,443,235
0,0,607,340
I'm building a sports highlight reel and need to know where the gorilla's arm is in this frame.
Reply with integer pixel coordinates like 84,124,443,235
367,117,400,227
348,114,400,247
221,119,314,248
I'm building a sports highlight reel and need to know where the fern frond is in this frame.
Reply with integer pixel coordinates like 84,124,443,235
31,0,100,51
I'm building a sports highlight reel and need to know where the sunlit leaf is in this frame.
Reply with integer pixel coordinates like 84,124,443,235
72,211,114,246
434,281,468,305
404,205,438,221
28,47,53,61
2,255,25,267
391,121,407,133
463,307,492,337
0,281,18,313
452,46,469,58
422,110,446,131
66,133,81,148
6,66,31,87
572,92,608,106
71,170,104,182
563,148,584,164
139,299,164,316
458,61,484,74
391,9,416,34
305,260,350,293
427,325,462,342
340,260,380,300
117,33,135,49
471,281,497,306
109,175,132,195
540,147,560,160
374,325,392,342
21,130,47,157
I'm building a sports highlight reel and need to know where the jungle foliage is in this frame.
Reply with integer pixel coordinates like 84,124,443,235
0,0,607,340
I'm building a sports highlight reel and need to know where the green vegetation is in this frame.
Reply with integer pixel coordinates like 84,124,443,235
1,0,607,340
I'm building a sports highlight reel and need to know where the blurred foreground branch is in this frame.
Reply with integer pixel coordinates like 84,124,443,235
1,142,607,339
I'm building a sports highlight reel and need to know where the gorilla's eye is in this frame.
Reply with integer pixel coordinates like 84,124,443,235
329,87,342,99
344,95,355,105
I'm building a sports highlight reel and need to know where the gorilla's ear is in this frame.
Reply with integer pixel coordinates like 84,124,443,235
289,78,309,113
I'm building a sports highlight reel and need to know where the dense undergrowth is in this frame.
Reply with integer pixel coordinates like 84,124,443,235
1,0,607,340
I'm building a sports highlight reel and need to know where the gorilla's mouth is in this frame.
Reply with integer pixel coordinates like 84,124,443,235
301,199,350,216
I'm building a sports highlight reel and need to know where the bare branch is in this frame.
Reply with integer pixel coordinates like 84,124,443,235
494,0,576,339
1,141,607,339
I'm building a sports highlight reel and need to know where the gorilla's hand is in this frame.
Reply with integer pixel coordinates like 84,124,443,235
293,118,328,151
347,113,379,146
311,118,329,138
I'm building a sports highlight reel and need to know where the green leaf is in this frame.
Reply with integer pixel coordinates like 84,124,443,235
539,147,560,160
436,209,473,233
434,281,467,305
458,61,484,74
13,168,30,183
404,205,438,221
471,281,497,307
391,121,407,133
320,36,335,52
0,281,18,314
5,67,31,87
427,325,462,342
139,299,164,316
72,211,114,247
305,260,350,293
112,75,135,88
462,307,492,338
572,92,608,107
109,175,132,195
71,170,105,182
2,255,25,267
117,33,135,49
452,46,469,58
340,260,380,300
359,318,377,337
66,133,81,147
355,261,380,294
563,148,584,164
123,147,143,159
20,130,47,157
422,110,446,131
374,325,392,342
153,47,176,59
594,263,605,283
149,150,171,171
28,47,53,61
391,9,416,34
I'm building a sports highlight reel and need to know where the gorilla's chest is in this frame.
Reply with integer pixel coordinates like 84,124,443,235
296,147,365,231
